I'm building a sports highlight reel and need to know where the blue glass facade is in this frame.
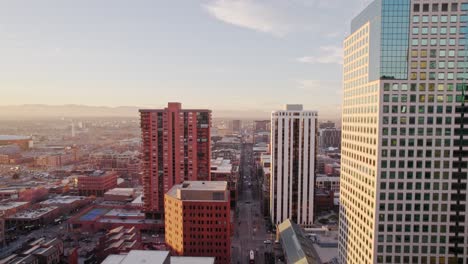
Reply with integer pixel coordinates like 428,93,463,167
380,0,410,80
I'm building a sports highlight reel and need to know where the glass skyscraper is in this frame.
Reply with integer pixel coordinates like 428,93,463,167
340,0,468,263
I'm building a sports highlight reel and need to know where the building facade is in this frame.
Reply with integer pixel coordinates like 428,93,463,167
76,171,118,197
319,128,342,149
231,120,241,133
270,104,318,227
340,1,468,263
165,181,230,264
140,103,211,219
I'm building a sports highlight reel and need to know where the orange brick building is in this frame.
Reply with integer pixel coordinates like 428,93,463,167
165,181,230,264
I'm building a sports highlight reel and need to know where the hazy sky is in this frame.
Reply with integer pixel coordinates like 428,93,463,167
0,0,371,119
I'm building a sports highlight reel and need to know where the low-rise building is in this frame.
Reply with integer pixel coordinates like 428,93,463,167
102,250,215,264
315,176,340,193
104,188,136,202
97,226,140,262
165,181,231,264
0,202,30,245
0,135,33,150
69,205,163,233
210,158,237,208
76,170,118,197
5,206,60,232
277,219,319,264
0,238,67,264
0,187,48,203
39,196,92,215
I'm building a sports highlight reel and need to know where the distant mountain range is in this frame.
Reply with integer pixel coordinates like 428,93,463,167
0,104,341,124
0,104,272,120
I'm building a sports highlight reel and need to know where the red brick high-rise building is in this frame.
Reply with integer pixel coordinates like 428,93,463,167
140,103,211,219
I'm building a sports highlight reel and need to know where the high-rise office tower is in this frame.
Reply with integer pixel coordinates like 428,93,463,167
270,104,318,227
340,1,468,263
140,103,211,219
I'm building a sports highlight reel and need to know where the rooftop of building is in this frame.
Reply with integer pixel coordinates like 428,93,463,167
171,257,215,264
304,229,339,263
0,202,28,212
210,158,232,174
105,208,143,218
217,137,241,143
102,250,215,264
272,104,318,114
315,176,340,182
166,181,228,202
76,170,116,177
0,254,37,264
7,206,58,220
104,188,135,196
139,103,211,113
278,219,319,264
131,194,143,205
0,145,21,154
0,135,31,141
40,195,87,205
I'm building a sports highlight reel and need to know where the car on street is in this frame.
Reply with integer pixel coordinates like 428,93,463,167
263,240,272,244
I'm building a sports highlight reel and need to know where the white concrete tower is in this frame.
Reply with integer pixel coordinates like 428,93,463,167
270,104,318,227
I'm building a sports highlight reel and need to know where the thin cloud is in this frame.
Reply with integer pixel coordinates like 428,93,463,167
202,0,290,37
297,46,343,65
298,79,341,92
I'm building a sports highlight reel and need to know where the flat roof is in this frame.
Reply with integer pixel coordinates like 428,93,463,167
131,194,143,204
77,170,116,177
0,202,28,212
139,109,211,113
315,176,340,182
105,188,135,196
98,218,162,224
166,181,226,195
105,208,143,217
166,181,228,202
102,250,169,264
0,135,31,141
40,196,86,205
210,158,232,174
171,256,215,264
278,219,319,264
102,251,215,264
8,206,58,220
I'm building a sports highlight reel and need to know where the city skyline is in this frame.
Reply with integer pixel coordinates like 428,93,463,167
1,0,372,119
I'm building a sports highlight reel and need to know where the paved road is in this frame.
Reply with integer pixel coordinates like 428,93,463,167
0,221,69,258
231,143,274,264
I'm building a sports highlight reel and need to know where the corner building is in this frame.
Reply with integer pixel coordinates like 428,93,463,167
270,104,318,227
340,1,468,263
140,103,211,219
164,181,230,264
